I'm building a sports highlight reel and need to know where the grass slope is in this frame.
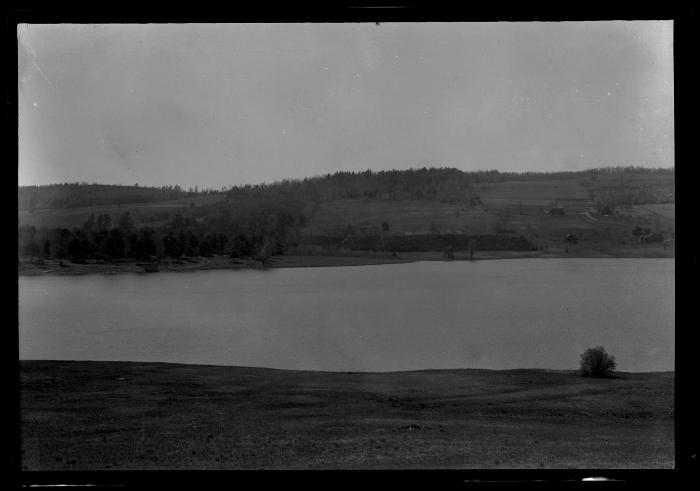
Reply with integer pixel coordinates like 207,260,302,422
20,361,674,470
17,194,225,230
303,178,674,256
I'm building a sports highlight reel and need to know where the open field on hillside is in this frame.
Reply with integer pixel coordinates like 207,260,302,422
305,198,674,257
18,194,225,230
306,199,497,236
628,203,676,220
305,176,673,232
20,361,674,470
475,179,592,210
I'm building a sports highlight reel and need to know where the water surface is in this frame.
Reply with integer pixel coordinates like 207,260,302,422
19,259,674,372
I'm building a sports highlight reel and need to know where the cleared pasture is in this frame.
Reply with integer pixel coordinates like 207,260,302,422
18,194,225,229
306,193,673,248
305,199,499,236
631,203,676,220
475,179,592,203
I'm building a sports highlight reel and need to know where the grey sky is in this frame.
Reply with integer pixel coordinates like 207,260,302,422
18,22,674,188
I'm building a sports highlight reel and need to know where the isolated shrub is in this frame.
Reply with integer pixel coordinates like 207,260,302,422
632,225,651,236
579,346,617,378
642,232,664,243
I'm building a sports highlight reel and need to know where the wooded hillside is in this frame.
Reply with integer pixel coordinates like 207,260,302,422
18,167,674,263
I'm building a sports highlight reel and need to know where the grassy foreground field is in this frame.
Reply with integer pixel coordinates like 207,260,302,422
20,361,674,470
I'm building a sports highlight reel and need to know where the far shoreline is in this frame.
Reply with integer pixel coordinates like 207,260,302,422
18,358,675,375
18,247,675,277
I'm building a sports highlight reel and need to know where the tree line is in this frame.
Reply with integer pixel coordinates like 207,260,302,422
18,195,308,264
18,183,225,211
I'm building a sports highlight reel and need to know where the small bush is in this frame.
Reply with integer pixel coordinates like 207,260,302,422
579,346,617,378
642,232,664,243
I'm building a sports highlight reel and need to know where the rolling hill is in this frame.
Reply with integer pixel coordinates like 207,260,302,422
18,167,675,262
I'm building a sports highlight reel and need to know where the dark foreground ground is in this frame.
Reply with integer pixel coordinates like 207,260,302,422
20,361,674,470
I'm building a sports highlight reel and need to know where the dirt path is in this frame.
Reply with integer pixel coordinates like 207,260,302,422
583,211,599,221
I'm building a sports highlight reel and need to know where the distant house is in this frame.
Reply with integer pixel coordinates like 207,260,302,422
599,204,614,216
549,207,565,216
143,262,159,273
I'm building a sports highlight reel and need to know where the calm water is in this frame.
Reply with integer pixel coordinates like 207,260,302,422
19,259,674,372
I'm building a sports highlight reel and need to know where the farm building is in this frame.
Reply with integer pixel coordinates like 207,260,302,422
549,207,565,216
599,205,614,215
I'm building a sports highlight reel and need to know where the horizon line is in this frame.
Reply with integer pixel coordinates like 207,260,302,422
17,164,675,190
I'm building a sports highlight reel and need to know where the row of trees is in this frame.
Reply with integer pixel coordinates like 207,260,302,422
19,196,306,263
19,222,234,263
297,233,536,253
217,168,503,204
20,215,158,263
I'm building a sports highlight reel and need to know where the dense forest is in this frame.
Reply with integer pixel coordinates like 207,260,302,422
18,166,674,264
18,203,300,264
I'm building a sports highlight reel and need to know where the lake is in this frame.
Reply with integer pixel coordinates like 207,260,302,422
18,259,674,372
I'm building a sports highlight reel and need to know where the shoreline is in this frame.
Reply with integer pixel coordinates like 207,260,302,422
20,360,674,470
18,247,675,277
18,359,675,375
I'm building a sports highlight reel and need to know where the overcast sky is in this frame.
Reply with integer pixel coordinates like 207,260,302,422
18,22,673,188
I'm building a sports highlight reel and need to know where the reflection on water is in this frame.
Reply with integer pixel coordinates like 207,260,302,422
19,259,674,372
